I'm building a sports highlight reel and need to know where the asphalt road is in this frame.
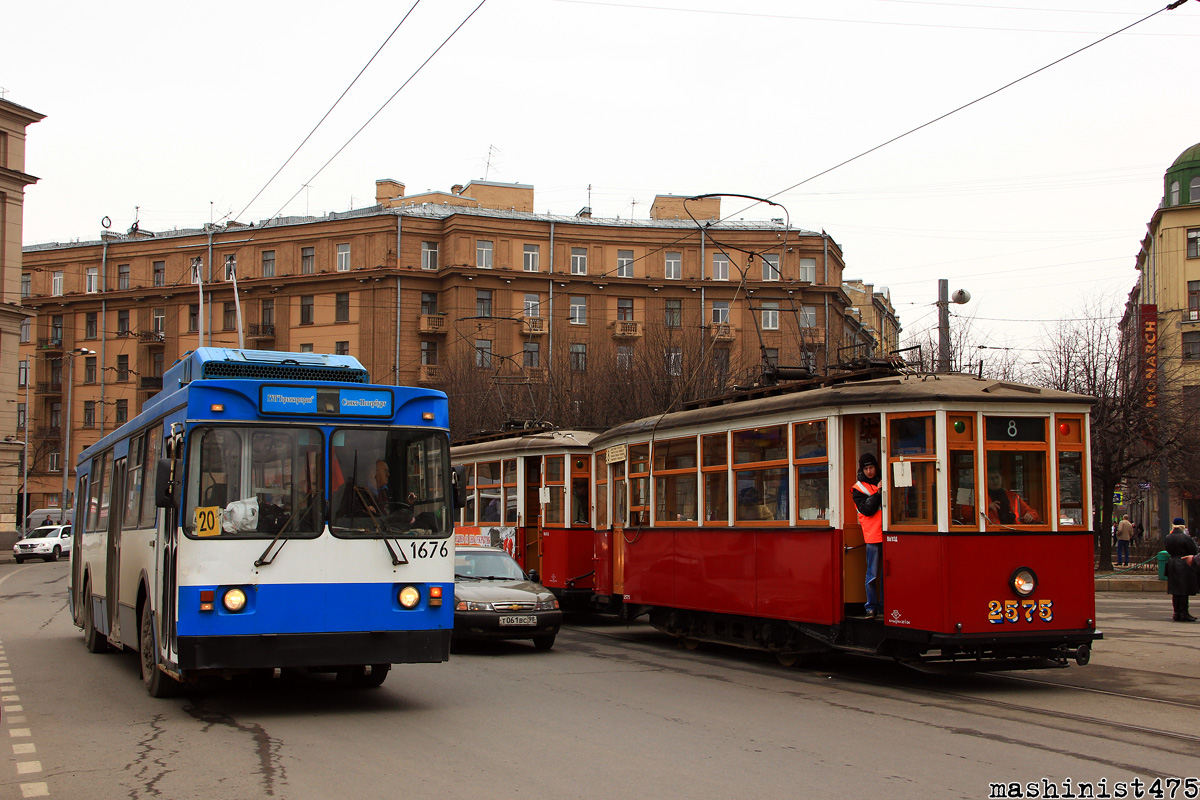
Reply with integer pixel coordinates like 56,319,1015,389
1,561,1197,800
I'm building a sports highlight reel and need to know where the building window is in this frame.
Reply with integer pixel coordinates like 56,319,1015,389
798,257,817,283
523,244,540,272
1171,181,1181,206
85,312,98,339
115,399,128,425
299,343,314,353
51,315,64,343
152,308,165,333
153,261,165,286
712,253,729,281
188,304,199,333
711,301,729,325
476,290,493,318
84,357,97,383
617,250,634,279
665,346,682,376
20,319,30,343
335,341,350,356
17,403,25,430
21,273,30,298
1188,229,1200,259
762,301,779,331
422,242,439,271
421,341,438,365
618,298,634,321
49,451,61,472
152,352,164,377
301,247,315,274
476,240,493,269
421,292,438,316
665,299,682,329
665,252,681,280
224,255,237,281
83,401,96,427
117,309,129,335
118,263,130,290
475,339,493,368
762,254,781,281
571,247,587,275
117,355,129,381
524,293,540,317
262,250,276,278
86,267,99,293
336,243,350,271
617,345,633,370
261,299,274,326
335,292,350,322
300,296,314,325
223,302,236,330
52,271,64,296
524,341,540,368
1189,281,1200,322
1184,331,1200,361
1192,176,1200,204
800,305,817,329
49,401,61,428
570,296,586,325
570,343,587,372
713,347,730,379
18,360,28,387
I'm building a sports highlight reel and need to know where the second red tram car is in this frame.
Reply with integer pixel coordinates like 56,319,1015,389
454,372,1101,670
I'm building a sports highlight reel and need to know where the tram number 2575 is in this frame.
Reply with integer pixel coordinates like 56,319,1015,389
988,599,1053,624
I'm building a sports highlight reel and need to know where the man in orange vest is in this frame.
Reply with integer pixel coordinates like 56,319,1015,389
852,453,884,618
986,471,1039,524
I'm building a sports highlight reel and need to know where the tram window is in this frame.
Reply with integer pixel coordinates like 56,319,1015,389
793,420,827,460
733,426,786,464
1057,451,1084,526
704,473,728,523
889,461,937,527
629,445,650,526
464,464,477,524
595,453,608,528
572,477,591,525
654,437,697,471
702,433,727,467
544,456,565,525
654,437,698,524
478,461,502,524
949,452,976,526
503,460,518,525
793,420,829,522
889,416,933,456
984,452,1046,526
735,468,788,522
612,459,627,526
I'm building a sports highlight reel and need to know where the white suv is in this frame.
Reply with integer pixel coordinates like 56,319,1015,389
13,525,72,563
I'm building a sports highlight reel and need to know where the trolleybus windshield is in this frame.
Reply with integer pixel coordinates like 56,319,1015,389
329,427,451,538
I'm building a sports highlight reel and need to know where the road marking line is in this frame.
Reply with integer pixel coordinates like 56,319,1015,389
16,761,41,775
13,743,36,754
7,716,27,723
4,705,23,712
8,728,31,738
20,783,49,798
2,695,19,702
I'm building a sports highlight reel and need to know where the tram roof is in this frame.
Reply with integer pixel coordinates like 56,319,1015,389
591,373,1093,449
450,429,599,460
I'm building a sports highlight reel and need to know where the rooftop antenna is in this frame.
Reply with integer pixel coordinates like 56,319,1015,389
630,197,638,218
587,184,592,208
484,144,499,180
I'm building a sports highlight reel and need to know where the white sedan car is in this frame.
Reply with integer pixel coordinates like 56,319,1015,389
13,525,72,563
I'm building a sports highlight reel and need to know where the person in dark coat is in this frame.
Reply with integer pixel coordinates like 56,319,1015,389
1164,518,1199,622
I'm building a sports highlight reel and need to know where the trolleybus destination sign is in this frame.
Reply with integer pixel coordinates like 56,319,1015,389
259,386,393,417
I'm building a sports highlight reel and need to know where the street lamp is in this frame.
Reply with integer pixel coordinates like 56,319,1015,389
60,347,95,522
937,279,971,373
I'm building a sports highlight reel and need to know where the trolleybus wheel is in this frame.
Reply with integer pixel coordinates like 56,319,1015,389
83,583,109,654
338,664,390,688
140,604,180,698
533,634,556,651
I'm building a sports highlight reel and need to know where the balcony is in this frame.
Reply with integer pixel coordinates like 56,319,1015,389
34,426,60,441
139,330,165,344
418,315,448,335
798,327,825,345
36,381,63,395
250,323,276,339
37,336,64,351
710,324,736,342
521,316,547,336
139,376,163,391
525,367,547,383
611,320,643,339
418,364,444,383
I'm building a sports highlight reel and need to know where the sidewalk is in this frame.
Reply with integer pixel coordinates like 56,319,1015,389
1094,569,1165,593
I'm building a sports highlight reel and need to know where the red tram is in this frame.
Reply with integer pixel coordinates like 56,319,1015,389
453,372,1101,670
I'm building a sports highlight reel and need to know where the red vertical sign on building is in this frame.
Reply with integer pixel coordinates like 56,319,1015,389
1141,304,1158,409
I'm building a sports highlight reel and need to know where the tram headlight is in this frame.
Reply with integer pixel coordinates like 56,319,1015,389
1010,567,1037,597
398,585,421,609
222,587,248,612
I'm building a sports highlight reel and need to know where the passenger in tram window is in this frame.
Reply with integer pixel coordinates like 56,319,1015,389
852,453,883,619
737,487,771,520
986,471,1040,524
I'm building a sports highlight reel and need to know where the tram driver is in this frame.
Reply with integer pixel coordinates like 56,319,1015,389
986,470,1040,525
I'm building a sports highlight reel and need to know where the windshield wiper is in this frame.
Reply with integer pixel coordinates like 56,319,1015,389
454,573,482,580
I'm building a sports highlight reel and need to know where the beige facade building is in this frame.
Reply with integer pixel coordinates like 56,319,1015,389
20,178,886,511
2,97,44,533
842,279,901,357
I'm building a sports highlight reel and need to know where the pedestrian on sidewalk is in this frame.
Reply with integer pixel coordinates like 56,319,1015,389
1116,514,1134,567
1164,518,1198,622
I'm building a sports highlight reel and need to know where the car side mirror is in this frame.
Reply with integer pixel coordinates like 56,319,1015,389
451,465,467,511
527,568,540,584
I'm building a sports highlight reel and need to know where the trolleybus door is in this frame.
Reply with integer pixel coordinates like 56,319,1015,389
70,473,89,625
105,459,126,640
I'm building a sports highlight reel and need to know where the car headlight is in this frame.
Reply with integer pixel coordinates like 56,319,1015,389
223,587,248,612
1010,567,1037,597
536,597,560,610
398,585,421,609
454,600,492,611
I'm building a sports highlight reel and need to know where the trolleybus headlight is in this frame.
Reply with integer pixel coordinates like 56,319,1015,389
222,587,248,612
398,585,421,609
1010,567,1037,597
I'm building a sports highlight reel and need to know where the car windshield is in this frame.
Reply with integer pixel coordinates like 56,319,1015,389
26,527,58,539
454,550,526,581
329,427,451,538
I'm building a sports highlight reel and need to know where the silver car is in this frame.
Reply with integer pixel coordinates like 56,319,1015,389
453,547,563,650
13,525,72,563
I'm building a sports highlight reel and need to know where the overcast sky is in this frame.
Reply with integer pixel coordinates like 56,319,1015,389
5,0,1198,362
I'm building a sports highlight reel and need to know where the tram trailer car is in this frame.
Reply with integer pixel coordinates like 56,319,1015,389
69,348,455,695
589,372,1101,671
451,429,600,612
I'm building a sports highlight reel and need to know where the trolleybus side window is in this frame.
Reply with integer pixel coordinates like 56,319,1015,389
887,414,937,528
139,427,161,529
544,456,565,525
96,452,114,533
948,414,977,527
793,420,829,522
629,445,650,526
1055,415,1086,528
86,452,108,532
702,433,728,525
124,433,145,530
595,451,608,528
330,427,450,537
982,416,1048,527
733,425,788,523
653,436,698,524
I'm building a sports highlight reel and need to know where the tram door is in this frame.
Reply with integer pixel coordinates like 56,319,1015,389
842,414,882,613
523,457,542,576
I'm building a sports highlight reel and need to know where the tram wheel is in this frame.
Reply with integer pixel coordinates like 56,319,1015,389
776,653,800,668
140,604,181,698
682,638,700,651
82,583,109,654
